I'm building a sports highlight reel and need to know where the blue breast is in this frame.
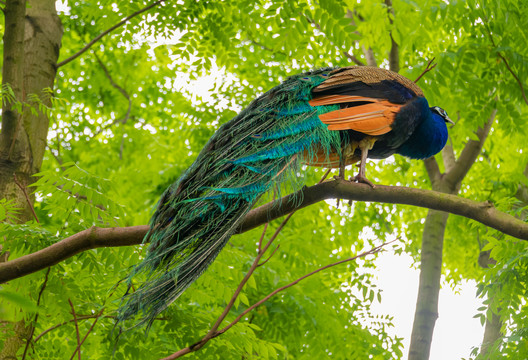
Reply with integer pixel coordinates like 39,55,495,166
396,111,449,159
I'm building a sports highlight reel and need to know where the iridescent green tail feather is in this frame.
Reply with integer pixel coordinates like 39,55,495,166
117,68,343,329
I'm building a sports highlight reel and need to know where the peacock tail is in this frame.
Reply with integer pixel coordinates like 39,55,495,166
117,68,345,329
117,65,452,330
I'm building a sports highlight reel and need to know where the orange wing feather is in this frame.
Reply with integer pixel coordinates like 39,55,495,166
309,95,401,135
308,95,385,107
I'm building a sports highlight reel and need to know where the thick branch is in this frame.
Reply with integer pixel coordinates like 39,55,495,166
444,108,496,187
57,1,164,67
441,140,456,173
362,46,377,67
0,226,149,283
2,179,528,283
384,0,399,73
423,157,441,185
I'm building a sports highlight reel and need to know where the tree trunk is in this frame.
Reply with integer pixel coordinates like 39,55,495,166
0,0,28,218
0,0,62,358
408,210,449,359
478,301,502,359
477,252,501,359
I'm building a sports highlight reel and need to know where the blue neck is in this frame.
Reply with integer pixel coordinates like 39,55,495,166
397,112,448,159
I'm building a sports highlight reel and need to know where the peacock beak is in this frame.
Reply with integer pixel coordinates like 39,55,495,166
444,116,455,125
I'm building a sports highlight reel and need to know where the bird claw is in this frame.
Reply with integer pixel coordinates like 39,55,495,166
333,170,375,188
352,174,376,188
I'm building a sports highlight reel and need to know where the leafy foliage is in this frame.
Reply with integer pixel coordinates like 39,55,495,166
1,0,528,359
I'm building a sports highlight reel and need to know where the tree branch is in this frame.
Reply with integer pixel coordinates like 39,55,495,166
93,52,131,105
423,157,441,186
441,139,456,173
444,107,496,187
162,240,394,359
57,1,165,68
2,179,528,283
414,58,437,83
21,267,50,360
481,17,528,106
362,45,377,67
384,0,399,73
69,308,104,360
13,173,39,223
92,52,132,138
343,51,366,66
68,299,82,360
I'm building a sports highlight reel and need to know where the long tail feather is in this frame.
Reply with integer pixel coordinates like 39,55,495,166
116,68,343,329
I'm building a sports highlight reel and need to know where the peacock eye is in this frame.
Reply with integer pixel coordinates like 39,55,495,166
432,106,447,117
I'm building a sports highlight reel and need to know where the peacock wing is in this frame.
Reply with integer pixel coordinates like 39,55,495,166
307,66,424,136
309,95,401,135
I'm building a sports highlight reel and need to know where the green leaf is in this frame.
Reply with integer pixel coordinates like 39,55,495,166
0,290,39,313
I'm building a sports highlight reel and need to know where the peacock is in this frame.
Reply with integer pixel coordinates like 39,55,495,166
117,66,453,329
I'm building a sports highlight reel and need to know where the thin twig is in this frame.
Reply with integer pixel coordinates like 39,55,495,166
92,52,132,138
480,10,528,106
414,58,437,83
57,1,165,67
68,299,82,360
34,315,109,342
13,173,39,223
257,244,280,267
218,240,396,336
93,53,131,103
164,240,396,359
69,308,105,360
343,52,366,66
320,168,332,183
22,267,51,360
205,211,295,339
257,223,268,254
497,52,528,105
34,313,168,343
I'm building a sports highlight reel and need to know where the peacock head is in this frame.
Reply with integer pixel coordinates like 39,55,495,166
430,106,454,126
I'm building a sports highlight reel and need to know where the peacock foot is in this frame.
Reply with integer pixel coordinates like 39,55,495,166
352,173,376,188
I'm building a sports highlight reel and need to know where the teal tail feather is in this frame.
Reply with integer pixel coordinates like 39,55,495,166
116,68,343,330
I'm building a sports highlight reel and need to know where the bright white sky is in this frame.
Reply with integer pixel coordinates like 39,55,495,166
372,251,484,360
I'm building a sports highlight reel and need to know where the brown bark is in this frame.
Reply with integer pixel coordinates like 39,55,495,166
2,178,528,284
478,310,502,359
0,0,28,219
477,251,501,359
408,209,449,359
0,0,62,358
477,164,528,357
384,0,399,73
